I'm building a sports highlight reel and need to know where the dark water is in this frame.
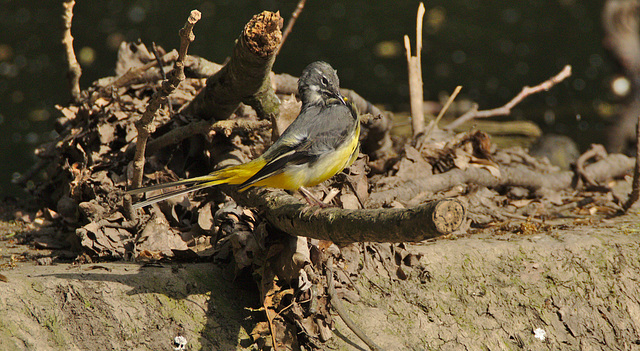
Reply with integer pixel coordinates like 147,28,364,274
0,1,618,196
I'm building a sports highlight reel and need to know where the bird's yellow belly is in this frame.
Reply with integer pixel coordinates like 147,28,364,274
247,132,359,191
303,137,358,187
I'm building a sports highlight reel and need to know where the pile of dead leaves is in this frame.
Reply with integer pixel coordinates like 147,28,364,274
12,38,637,349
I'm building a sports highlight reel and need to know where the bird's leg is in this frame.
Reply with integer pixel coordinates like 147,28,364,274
299,186,330,208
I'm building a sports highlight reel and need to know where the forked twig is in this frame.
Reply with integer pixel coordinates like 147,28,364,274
404,2,426,137
445,65,572,130
126,10,201,215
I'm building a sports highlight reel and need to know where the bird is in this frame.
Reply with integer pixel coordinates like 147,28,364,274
127,61,360,209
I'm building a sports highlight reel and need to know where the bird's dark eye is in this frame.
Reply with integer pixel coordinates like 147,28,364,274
321,76,329,86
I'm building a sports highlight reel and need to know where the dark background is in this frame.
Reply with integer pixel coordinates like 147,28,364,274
0,0,620,196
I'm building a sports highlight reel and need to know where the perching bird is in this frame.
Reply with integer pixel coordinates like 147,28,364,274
127,61,360,208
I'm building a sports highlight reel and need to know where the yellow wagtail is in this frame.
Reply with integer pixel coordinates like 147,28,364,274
127,61,360,208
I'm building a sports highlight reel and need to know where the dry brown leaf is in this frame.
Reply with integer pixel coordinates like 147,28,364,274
136,215,188,256
340,193,360,210
113,111,128,120
197,201,214,231
511,199,534,208
55,104,79,119
94,97,110,108
395,145,433,182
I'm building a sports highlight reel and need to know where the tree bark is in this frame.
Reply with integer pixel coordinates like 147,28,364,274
226,186,465,244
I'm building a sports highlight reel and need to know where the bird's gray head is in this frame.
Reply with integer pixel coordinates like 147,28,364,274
298,61,344,106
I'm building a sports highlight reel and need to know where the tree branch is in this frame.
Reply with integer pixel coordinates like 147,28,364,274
128,10,201,207
226,187,465,244
366,153,634,207
61,0,82,102
445,65,572,130
276,0,307,56
181,11,283,121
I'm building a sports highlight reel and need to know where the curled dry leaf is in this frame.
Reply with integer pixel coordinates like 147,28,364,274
136,214,189,257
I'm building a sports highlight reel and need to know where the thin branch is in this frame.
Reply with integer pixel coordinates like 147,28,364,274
144,118,270,156
326,256,384,351
127,10,201,209
151,42,173,114
111,51,178,88
624,114,640,211
150,42,167,81
61,0,82,102
445,65,572,130
417,85,462,149
276,0,307,56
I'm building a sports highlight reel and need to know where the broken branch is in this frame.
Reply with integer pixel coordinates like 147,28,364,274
182,11,283,121
416,85,462,150
405,3,426,137
227,187,465,243
575,144,608,188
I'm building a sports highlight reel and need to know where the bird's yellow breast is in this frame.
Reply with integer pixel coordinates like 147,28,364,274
246,124,360,191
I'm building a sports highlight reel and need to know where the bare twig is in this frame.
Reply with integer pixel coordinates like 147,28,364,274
276,0,307,56
417,85,462,149
326,256,384,351
144,118,270,155
62,0,82,102
127,10,201,208
111,50,179,88
445,65,572,130
624,114,640,211
150,42,167,81
404,2,426,137
151,42,173,114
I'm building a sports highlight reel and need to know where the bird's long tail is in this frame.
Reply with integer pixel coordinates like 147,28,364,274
127,158,266,209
